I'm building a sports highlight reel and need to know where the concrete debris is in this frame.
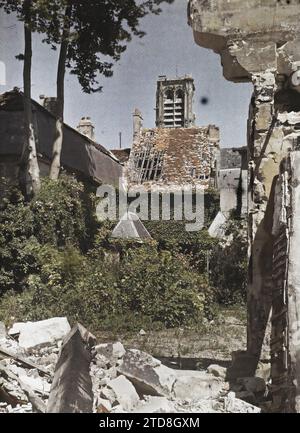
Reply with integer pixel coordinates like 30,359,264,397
96,397,112,413
173,370,224,401
47,323,96,413
224,392,261,414
117,349,176,397
105,375,140,411
0,318,264,413
207,364,227,379
95,342,126,364
0,322,6,342
131,396,176,413
9,317,71,350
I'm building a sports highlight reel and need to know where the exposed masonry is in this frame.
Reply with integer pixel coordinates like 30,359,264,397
127,126,219,191
126,76,220,192
189,0,300,412
219,147,248,217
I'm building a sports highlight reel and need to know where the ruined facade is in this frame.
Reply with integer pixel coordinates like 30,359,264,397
188,0,300,412
126,76,220,191
219,147,248,217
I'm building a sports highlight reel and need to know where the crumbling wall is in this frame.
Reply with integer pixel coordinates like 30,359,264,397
188,0,300,412
127,126,219,191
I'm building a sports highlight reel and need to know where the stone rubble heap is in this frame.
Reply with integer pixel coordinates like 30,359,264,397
0,317,262,413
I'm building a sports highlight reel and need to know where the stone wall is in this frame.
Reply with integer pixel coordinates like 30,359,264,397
188,0,300,412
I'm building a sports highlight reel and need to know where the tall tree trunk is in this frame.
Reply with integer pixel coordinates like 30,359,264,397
49,5,72,180
21,0,40,197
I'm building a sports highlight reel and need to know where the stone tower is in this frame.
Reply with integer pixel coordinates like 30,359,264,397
156,75,195,128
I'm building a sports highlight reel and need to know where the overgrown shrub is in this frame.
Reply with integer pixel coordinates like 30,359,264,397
118,244,214,327
0,175,98,295
210,220,248,305
31,174,98,250
145,221,218,274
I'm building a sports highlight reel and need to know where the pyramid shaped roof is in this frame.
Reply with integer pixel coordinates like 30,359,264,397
111,212,152,240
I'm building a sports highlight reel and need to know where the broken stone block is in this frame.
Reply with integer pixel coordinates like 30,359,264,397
0,322,6,341
224,392,261,413
131,396,175,413
100,386,117,404
237,377,266,394
255,361,271,382
172,370,224,401
96,397,112,413
255,103,272,131
95,342,125,365
117,349,176,397
106,375,140,411
9,318,71,350
47,323,96,413
207,364,227,379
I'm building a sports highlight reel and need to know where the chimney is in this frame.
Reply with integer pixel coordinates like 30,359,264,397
76,116,95,141
133,108,143,141
39,95,59,117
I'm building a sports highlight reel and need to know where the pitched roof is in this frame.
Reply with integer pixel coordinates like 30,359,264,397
0,89,122,185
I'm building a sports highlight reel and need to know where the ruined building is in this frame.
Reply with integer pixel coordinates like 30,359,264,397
124,76,220,191
189,0,300,412
0,89,122,198
219,147,248,217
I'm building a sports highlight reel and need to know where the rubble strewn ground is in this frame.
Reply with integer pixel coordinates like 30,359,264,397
0,317,266,413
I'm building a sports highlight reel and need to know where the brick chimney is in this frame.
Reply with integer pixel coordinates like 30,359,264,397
76,116,95,141
39,95,59,117
133,108,143,141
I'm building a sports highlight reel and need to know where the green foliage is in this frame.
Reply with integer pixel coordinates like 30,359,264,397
210,219,248,305
118,245,212,328
30,174,97,249
0,242,211,332
0,175,98,295
204,188,220,227
0,175,246,333
145,221,218,274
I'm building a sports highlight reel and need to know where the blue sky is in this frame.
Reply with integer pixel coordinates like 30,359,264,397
0,0,252,150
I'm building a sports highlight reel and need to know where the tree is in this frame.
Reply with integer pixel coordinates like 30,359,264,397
0,0,41,197
41,0,174,179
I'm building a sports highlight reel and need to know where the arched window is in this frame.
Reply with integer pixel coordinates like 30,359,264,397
164,89,174,101
176,89,184,101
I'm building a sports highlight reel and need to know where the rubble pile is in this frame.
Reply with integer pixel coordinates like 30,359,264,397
0,318,262,413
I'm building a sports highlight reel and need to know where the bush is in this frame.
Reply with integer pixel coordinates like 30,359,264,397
210,220,248,305
0,175,99,295
118,244,213,328
145,221,218,274
30,174,98,250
